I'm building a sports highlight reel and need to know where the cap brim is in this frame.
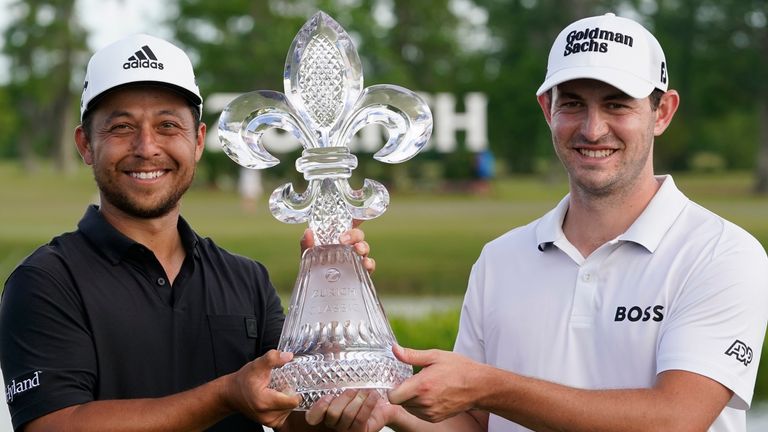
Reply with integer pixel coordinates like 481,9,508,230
536,66,656,99
83,81,202,119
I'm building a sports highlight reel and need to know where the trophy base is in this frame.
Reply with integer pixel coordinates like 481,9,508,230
270,350,412,410
270,244,412,410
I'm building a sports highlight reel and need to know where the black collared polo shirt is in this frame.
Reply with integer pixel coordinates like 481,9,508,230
0,205,285,431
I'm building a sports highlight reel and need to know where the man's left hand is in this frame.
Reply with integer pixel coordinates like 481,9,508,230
300,225,375,273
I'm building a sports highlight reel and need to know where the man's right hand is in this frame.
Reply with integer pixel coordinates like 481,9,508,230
225,350,302,428
387,345,482,423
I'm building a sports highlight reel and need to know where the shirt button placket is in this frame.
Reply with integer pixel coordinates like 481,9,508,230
571,268,596,327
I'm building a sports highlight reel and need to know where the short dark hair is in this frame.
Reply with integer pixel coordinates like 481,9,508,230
648,89,664,111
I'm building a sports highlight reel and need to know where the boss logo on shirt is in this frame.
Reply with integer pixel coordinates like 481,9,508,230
725,340,753,366
614,305,665,322
5,370,42,404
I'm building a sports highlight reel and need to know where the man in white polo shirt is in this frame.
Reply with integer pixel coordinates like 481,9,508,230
306,13,768,432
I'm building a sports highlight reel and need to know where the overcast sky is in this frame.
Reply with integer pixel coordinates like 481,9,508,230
0,0,171,82
76,0,172,48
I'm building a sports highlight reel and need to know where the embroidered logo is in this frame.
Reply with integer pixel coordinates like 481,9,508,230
5,371,42,403
123,45,164,70
725,340,753,366
563,27,634,56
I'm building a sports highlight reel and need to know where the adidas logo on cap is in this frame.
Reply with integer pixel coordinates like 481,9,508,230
81,34,202,121
123,45,164,71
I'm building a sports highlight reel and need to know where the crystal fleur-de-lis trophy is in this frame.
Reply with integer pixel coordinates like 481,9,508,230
218,12,432,409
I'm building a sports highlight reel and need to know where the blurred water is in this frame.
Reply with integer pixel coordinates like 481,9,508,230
383,295,463,318
748,403,768,431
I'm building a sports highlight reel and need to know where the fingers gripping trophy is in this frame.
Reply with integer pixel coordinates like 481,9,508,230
218,12,433,409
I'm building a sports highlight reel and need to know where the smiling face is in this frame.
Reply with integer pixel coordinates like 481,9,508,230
537,79,678,200
75,86,205,219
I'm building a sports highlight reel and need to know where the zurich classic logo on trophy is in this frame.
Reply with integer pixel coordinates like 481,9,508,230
218,12,433,409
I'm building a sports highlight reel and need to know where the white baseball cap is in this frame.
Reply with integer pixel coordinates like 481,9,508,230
80,34,202,121
536,13,668,98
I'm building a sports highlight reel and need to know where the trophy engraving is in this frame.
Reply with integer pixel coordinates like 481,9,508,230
219,11,432,409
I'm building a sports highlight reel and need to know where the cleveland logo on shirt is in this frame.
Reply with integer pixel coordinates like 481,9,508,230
5,371,42,403
563,27,634,56
725,340,753,366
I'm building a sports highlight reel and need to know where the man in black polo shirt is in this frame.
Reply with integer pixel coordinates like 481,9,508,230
0,34,376,431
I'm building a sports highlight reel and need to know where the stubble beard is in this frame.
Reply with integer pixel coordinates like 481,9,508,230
93,167,195,219
560,147,653,200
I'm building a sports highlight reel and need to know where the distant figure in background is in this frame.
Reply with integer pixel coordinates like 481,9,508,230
309,12,768,432
472,149,495,194
239,167,263,213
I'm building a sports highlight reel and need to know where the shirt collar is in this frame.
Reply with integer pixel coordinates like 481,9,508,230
177,213,199,258
618,175,688,252
78,204,199,264
536,195,570,251
535,175,689,253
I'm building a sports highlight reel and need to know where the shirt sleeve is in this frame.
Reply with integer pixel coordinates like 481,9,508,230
0,261,96,430
656,226,768,410
453,252,487,364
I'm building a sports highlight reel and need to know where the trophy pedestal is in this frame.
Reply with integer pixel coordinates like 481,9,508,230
270,350,411,410
270,244,412,410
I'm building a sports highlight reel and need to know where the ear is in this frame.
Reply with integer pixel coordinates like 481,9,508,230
653,90,680,136
194,122,206,162
74,125,94,165
537,91,553,126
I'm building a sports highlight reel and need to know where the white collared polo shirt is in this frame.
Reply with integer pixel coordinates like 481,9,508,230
454,175,768,432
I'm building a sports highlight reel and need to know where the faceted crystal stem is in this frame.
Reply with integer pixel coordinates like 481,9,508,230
309,179,352,245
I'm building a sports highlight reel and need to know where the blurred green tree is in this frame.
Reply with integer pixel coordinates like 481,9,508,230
2,0,87,172
472,0,611,175
1,0,764,191
170,0,307,185
476,0,768,193
627,0,768,192
169,0,485,187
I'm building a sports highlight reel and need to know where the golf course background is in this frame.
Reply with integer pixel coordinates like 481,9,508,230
1,162,767,399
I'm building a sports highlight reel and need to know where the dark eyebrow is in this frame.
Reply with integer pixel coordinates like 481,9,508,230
156,109,185,117
103,109,184,123
604,92,633,102
557,90,634,102
557,91,583,101
103,110,133,123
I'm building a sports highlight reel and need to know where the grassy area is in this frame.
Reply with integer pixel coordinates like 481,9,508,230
2,162,768,398
0,162,571,296
2,163,766,294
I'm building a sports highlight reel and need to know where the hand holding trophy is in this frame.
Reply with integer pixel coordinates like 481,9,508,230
218,11,432,410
